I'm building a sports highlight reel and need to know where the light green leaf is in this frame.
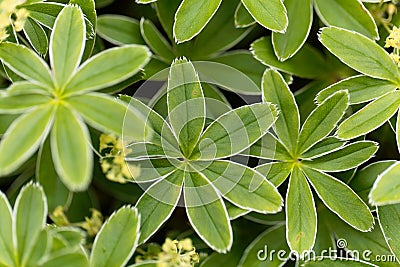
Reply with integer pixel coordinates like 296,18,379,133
50,5,85,89
0,192,14,267
225,201,249,220
167,58,205,157
90,207,140,267
23,229,49,267
303,258,378,266
397,110,400,154
377,204,400,262
136,0,156,3
319,27,399,83
140,18,175,63
238,224,289,267
25,2,64,29
64,45,151,95
51,105,93,191
0,43,53,88
234,2,255,28
369,161,400,205
242,133,292,161
6,81,50,95
193,160,283,213
14,183,47,266
0,94,51,114
126,158,177,183
337,91,400,139
23,17,48,56
0,105,54,176
272,0,312,60
316,75,397,105
303,141,378,172
135,170,184,244
173,0,222,43
40,250,89,267
255,161,293,187
191,103,277,160
97,15,145,45
286,167,317,254
262,69,299,153
184,171,232,253
303,167,374,231
67,93,148,138
314,0,378,40
251,36,329,79
298,90,349,154
301,137,346,159
241,0,288,32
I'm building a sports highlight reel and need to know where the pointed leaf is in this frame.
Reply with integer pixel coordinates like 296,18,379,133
301,137,346,159
135,171,184,244
25,2,64,29
242,132,292,161
51,105,93,191
167,58,205,157
90,207,140,267
303,141,378,172
241,0,288,32
234,2,255,28
97,15,145,45
23,17,48,56
377,204,400,262
184,171,232,253
337,91,400,139
0,43,52,87
6,81,50,95
0,94,51,114
64,45,151,94
0,192,14,267
303,167,374,231
193,160,283,213
255,162,293,187
298,90,349,154
262,69,299,153
0,105,54,176
286,167,317,254
369,161,400,205
50,5,85,88
173,0,222,43
14,183,47,265
192,103,278,160
314,0,378,40
319,27,399,83
272,0,313,60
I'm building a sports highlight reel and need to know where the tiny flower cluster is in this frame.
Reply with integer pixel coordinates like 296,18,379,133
385,26,400,65
0,0,29,41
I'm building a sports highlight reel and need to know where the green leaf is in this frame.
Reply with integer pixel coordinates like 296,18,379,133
226,201,249,220
303,141,378,172
167,58,205,157
298,90,349,154
126,158,177,183
316,75,397,105
154,0,180,41
192,103,277,160
25,2,64,29
238,224,289,267
184,171,232,253
97,15,145,45
377,204,400,262
67,93,147,138
303,258,378,266
251,36,329,79
40,250,89,267
397,110,400,154
337,91,400,139
256,162,293,187
314,0,378,40
0,192,14,267
319,27,399,83
242,133,292,161
14,183,47,265
303,167,374,231
286,167,317,254
0,94,51,114
136,0,156,3
135,170,184,244
64,45,151,95
241,0,288,32
369,161,400,205
36,138,70,212
50,5,85,89
301,137,346,159
193,160,283,213
0,105,54,176
140,18,175,63
0,43,53,88
262,69,299,153
173,0,222,43
234,2,255,28
51,105,93,191
23,17,48,56
272,0,313,60
90,207,140,267
0,114,18,135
